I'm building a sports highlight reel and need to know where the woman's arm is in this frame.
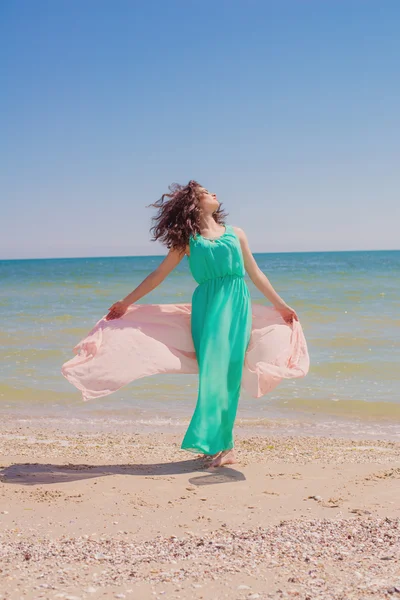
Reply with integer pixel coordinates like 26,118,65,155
234,226,298,322
106,247,186,320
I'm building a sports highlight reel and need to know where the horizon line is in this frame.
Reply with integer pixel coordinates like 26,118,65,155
1,247,399,262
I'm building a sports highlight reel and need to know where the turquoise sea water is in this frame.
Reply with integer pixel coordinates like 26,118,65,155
1,251,399,440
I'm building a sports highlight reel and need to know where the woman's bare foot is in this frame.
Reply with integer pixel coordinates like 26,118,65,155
197,452,221,462
210,449,237,468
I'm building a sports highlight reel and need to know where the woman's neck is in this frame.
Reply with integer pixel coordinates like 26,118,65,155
199,214,221,234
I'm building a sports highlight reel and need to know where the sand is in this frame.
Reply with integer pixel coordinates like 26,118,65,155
0,421,399,600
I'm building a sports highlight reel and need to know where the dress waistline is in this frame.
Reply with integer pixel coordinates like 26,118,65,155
196,273,245,285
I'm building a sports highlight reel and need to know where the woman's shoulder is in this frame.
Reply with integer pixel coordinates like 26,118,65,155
230,225,246,239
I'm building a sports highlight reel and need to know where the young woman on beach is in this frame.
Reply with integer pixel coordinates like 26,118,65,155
104,180,299,468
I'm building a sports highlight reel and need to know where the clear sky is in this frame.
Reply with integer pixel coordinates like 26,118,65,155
1,0,399,259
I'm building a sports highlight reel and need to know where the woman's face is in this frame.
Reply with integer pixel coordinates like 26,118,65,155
197,186,219,213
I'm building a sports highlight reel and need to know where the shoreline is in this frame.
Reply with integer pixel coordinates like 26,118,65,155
1,422,399,599
0,408,399,443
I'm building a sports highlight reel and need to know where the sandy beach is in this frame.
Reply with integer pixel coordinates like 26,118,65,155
0,421,399,600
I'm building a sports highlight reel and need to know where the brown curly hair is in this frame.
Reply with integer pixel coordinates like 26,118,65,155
148,180,228,251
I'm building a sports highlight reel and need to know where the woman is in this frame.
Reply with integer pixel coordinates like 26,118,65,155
105,180,298,468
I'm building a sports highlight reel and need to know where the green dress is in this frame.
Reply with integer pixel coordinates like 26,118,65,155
181,224,252,455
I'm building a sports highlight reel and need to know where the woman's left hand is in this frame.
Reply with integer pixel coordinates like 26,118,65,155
275,303,299,324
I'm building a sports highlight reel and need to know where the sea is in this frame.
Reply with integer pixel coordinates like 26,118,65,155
1,250,399,441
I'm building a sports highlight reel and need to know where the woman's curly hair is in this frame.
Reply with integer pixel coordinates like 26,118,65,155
148,180,228,251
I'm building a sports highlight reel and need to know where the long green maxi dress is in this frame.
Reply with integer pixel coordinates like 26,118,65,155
181,224,252,455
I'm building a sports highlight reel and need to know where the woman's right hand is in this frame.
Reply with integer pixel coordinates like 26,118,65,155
105,300,130,321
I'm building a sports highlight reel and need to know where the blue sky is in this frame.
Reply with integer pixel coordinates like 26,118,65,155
1,0,399,259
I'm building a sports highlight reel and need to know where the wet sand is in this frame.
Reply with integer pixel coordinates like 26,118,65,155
0,421,399,599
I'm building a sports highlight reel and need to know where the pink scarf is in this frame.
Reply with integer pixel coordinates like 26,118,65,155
62,303,310,401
